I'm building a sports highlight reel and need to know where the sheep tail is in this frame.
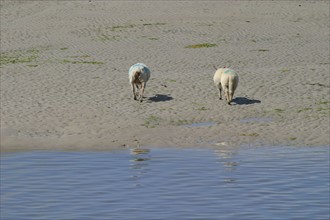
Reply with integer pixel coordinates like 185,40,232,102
133,71,141,83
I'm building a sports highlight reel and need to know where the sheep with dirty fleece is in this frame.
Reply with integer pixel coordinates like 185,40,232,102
128,63,151,102
213,68,239,105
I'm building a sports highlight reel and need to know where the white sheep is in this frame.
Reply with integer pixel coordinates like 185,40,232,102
128,63,151,102
213,67,239,105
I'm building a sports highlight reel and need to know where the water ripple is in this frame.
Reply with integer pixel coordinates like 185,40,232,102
1,146,329,220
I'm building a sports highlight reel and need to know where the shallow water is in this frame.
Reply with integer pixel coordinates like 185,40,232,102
1,146,329,220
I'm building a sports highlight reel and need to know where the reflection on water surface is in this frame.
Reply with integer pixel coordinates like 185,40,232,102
1,146,329,220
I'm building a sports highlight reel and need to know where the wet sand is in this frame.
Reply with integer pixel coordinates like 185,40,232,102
1,1,329,151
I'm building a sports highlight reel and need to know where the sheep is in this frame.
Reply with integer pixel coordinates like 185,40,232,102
213,67,239,105
128,63,151,102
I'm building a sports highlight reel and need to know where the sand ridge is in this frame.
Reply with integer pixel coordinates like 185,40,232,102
1,1,329,151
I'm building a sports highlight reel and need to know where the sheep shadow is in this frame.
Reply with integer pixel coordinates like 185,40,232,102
232,97,261,105
148,94,173,102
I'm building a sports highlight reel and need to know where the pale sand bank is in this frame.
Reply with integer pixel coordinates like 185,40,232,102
1,1,329,151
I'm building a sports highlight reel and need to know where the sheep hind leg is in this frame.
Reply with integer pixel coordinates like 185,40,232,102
218,85,222,100
131,83,137,100
226,94,231,105
228,90,234,105
227,79,237,105
135,84,141,100
139,83,146,102
224,88,230,105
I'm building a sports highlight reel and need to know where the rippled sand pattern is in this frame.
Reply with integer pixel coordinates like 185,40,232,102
1,1,329,150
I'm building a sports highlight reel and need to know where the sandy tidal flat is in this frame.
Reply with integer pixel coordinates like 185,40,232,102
1,1,329,151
